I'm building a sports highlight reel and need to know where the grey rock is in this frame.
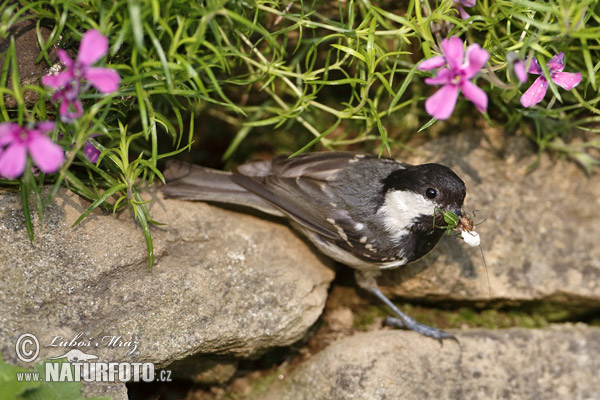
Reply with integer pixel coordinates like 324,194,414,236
81,382,129,400
253,325,600,400
0,188,333,383
380,129,600,306
168,354,238,384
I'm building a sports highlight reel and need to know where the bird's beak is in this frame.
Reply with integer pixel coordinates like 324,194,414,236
449,206,462,218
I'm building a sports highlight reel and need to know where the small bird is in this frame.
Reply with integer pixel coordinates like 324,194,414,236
162,152,466,341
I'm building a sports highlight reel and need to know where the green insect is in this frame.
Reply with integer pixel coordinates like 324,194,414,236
434,207,491,297
433,207,460,235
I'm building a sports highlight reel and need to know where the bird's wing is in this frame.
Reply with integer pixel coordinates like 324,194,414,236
231,173,341,240
231,152,378,248
237,152,362,180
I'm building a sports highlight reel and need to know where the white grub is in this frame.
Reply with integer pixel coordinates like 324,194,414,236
461,230,480,247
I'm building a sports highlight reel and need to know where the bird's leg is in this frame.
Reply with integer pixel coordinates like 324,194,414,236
354,270,458,343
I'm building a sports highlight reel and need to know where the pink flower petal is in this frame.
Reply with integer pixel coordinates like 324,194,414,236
57,49,74,68
457,5,470,20
418,56,446,71
78,30,108,66
84,67,121,93
527,57,542,75
520,76,549,107
0,142,27,179
59,99,84,123
513,60,528,83
547,53,565,73
0,122,20,146
55,82,81,101
551,71,581,90
461,80,487,113
42,71,73,89
37,121,56,134
455,0,476,6
441,37,464,70
424,68,452,85
27,132,64,173
462,44,489,79
425,84,459,120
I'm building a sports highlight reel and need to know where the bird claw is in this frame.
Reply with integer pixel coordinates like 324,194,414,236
383,316,459,344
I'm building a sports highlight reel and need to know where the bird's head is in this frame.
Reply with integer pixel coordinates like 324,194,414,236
378,163,466,259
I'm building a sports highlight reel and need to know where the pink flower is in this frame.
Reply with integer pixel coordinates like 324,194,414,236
506,52,527,84
513,60,528,84
520,53,582,108
42,30,121,122
454,0,476,19
52,82,84,122
418,36,489,120
0,122,64,179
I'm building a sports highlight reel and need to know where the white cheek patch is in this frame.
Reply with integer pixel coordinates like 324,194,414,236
377,190,436,241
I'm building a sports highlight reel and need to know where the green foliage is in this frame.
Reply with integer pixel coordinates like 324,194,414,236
0,0,598,268
0,355,110,400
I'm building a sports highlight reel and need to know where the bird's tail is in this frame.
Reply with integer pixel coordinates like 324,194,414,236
162,160,283,216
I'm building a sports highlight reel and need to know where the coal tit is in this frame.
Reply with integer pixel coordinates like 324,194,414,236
162,152,466,341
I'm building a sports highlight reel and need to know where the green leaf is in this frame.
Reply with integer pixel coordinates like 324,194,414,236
144,22,172,89
290,119,342,156
330,44,366,63
418,117,437,133
72,183,127,227
132,200,154,271
222,109,265,160
8,37,24,123
127,0,145,51
580,38,596,91
0,354,40,399
388,64,419,114
20,169,35,244
0,355,111,400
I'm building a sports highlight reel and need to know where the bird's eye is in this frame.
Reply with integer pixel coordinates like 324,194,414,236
425,188,437,199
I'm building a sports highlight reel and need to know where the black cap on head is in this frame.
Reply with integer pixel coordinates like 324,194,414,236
382,163,466,211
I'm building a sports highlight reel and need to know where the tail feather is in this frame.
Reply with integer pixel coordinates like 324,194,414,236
162,160,283,217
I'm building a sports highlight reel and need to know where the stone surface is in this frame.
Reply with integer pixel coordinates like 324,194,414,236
380,128,600,307
168,354,238,384
81,382,129,400
0,188,333,378
252,325,600,400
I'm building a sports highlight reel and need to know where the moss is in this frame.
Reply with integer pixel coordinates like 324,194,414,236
352,305,388,331
348,301,596,332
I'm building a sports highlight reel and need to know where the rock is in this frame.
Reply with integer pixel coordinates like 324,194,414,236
0,188,333,386
81,382,129,400
324,307,354,332
380,129,600,307
168,354,238,384
252,325,600,400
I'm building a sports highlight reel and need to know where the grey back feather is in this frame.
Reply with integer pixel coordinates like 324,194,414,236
162,160,284,216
